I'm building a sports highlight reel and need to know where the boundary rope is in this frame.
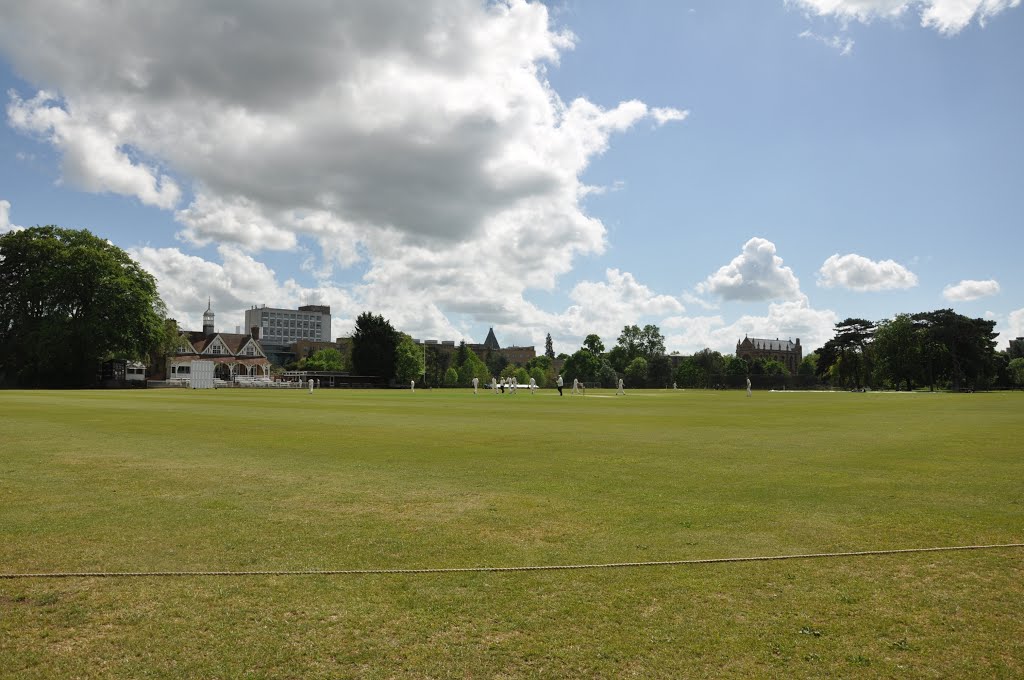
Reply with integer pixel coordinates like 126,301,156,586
2,542,1022,579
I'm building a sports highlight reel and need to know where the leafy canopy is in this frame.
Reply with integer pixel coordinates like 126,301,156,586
0,226,166,387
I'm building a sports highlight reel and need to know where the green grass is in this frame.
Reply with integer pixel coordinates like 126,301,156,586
1,387,1022,678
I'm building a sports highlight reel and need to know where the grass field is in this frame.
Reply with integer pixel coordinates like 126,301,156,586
1,387,1022,678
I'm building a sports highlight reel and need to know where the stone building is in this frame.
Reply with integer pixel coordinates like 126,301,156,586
736,336,802,374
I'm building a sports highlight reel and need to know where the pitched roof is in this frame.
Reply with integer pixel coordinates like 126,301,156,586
183,332,263,356
739,337,798,352
483,327,500,350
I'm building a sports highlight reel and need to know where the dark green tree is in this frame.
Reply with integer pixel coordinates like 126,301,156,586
394,333,425,383
872,314,921,391
914,309,997,391
725,356,749,376
544,333,555,359
485,350,508,378
647,354,672,388
582,334,605,355
624,356,648,386
674,358,702,388
691,348,726,386
562,348,603,384
300,347,346,371
1009,357,1024,388
0,226,166,387
350,311,399,379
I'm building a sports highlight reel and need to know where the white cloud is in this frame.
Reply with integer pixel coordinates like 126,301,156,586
698,237,802,302
789,0,1021,35
561,268,685,341
651,107,690,126
0,0,687,342
817,253,918,291
129,244,363,340
942,279,1000,301
6,92,181,209
0,199,24,233
1008,308,1024,338
798,29,855,55
663,297,838,355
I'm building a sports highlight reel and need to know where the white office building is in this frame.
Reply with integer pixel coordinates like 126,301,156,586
244,304,332,344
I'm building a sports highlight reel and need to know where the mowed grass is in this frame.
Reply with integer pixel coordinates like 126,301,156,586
1,387,1022,678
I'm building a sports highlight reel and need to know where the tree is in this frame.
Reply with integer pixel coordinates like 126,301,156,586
529,366,548,388
424,344,452,387
1009,358,1024,388
597,362,618,388
582,334,605,355
485,350,508,378
624,356,648,386
611,324,666,376
797,353,817,377
443,366,459,387
647,354,672,388
456,348,490,385
691,348,725,386
0,226,167,387
725,356,748,376
300,347,346,371
393,333,424,383
872,314,921,391
544,333,555,359
674,358,702,388
562,348,602,384
350,312,399,379
915,309,997,391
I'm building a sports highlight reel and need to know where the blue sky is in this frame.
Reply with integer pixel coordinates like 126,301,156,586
1,0,1021,355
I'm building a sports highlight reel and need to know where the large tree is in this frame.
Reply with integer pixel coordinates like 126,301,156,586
300,347,347,372
0,226,166,387
613,324,666,369
562,348,603,384
582,334,605,355
872,314,921,391
350,312,399,379
394,333,425,383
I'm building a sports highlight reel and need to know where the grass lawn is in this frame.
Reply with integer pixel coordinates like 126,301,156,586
1,387,1022,678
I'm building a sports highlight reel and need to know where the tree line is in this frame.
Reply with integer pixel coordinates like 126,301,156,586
814,312,1020,391
4,226,1021,390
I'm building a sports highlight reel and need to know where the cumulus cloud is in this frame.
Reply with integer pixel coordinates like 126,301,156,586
663,297,838,355
788,0,1021,35
698,237,802,302
129,244,364,339
817,253,918,291
561,268,685,341
0,199,24,233
6,92,181,209
942,279,1000,301
1008,308,1024,338
0,0,687,342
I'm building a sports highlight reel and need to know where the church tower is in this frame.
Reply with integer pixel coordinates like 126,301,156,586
202,298,215,335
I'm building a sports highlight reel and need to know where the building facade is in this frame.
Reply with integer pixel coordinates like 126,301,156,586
244,304,332,344
168,300,271,382
736,336,802,374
